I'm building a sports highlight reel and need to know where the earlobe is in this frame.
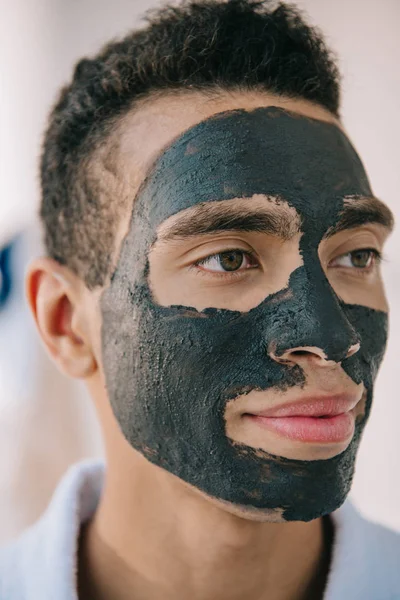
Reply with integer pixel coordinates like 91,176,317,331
26,258,97,379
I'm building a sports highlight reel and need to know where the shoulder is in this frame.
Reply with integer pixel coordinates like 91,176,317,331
0,519,41,599
325,501,400,600
0,459,105,600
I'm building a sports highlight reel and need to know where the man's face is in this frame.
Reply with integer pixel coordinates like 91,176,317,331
100,93,392,522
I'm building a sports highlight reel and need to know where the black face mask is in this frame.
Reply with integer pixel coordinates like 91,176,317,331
101,107,387,522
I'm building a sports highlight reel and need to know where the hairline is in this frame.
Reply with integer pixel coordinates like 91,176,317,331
91,84,340,204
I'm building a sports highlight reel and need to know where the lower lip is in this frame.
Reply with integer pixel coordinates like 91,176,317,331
246,412,355,443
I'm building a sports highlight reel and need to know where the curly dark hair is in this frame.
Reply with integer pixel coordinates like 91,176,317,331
40,0,340,288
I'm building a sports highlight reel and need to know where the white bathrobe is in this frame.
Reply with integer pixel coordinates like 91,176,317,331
0,460,399,599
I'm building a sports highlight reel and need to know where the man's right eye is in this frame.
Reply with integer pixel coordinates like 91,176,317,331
194,250,259,273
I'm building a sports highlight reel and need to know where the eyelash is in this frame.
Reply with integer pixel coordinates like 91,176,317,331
193,250,257,279
332,248,383,278
192,248,383,279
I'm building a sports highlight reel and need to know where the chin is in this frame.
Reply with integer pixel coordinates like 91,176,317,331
197,487,289,523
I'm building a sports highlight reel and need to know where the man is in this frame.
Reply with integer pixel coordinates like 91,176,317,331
1,0,399,598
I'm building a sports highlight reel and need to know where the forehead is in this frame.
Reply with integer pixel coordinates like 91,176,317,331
134,107,371,240
118,90,339,178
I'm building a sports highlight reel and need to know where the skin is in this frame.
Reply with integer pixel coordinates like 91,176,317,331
27,89,393,600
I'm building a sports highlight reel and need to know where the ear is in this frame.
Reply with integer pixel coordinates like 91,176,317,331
26,257,97,379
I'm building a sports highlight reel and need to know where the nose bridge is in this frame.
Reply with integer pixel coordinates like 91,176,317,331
270,265,360,363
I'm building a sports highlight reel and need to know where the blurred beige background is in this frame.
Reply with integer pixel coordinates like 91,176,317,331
1,0,399,541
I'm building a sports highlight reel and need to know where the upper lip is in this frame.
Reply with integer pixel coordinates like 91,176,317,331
247,393,362,418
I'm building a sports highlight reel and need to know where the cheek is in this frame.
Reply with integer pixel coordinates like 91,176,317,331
147,249,179,307
326,270,388,312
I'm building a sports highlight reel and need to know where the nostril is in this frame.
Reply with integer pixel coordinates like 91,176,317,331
346,342,361,358
269,346,330,364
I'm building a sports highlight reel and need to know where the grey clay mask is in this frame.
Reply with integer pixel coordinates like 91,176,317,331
101,108,387,521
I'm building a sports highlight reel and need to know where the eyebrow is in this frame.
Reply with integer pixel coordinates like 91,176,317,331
157,202,301,242
157,195,395,243
325,196,395,238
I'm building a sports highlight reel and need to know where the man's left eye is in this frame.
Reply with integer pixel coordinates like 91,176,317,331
195,250,258,273
331,248,382,270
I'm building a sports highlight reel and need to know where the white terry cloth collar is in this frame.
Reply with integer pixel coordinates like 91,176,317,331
1,459,399,599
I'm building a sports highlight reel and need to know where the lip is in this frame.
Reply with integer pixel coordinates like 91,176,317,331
248,394,360,418
244,394,361,444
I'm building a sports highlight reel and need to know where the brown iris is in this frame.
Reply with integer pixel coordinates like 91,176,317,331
350,249,373,268
219,250,245,271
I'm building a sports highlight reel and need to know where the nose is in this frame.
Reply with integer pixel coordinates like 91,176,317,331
269,342,360,367
264,265,361,364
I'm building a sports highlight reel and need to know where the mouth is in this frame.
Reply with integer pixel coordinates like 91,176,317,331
243,394,361,444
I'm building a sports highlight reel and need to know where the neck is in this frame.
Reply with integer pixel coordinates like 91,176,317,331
78,448,332,600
